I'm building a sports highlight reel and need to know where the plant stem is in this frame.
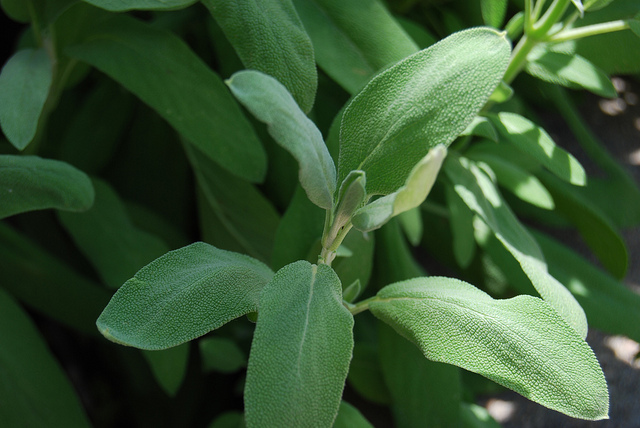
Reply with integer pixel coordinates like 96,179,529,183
348,296,378,315
548,20,630,42
503,34,537,85
531,0,571,38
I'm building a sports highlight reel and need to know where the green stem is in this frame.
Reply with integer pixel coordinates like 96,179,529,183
532,0,549,22
348,296,378,315
548,20,630,42
531,0,571,38
503,34,537,85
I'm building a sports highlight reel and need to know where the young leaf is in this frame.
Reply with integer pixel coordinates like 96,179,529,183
245,261,353,428
333,401,374,428
369,277,609,420
571,0,585,16
80,0,196,11
489,112,586,186
0,288,91,427
199,336,247,374
96,242,274,350
444,156,588,338
204,0,317,113
352,145,446,232
227,70,336,209
526,47,617,98
58,179,170,289
332,229,375,296
291,0,419,94
142,344,189,396
0,155,94,219
481,0,508,28
338,28,510,196
0,49,52,150
66,15,266,183
460,116,499,142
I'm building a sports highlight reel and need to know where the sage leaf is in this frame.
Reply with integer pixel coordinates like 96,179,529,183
352,145,446,232
460,116,499,142
199,336,247,374
142,344,189,396
398,207,423,246
96,242,274,350
334,401,374,428
245,261,353,428
370,277,609,420
481,0,508,28
339,28,510,196
445,156,588,338
66,15,266,183
332,229,375,296
347,342,391,404
489,112,586,186
204,0,317,113
0,49,52,150
80,0,196,11
0,155,94,219
292,0,419,94
227,70,336,209
0,289,91,427
445,184,477,269
58,179,170,289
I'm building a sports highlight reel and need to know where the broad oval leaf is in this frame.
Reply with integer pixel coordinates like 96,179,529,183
204,0,317,112
0,49,52,150
227,70,336,209
0,155,94,219
338,27,510,196
245,261,354,428
66,15,266,183
80,0,196,11
369,277,609,420
96,242,274,350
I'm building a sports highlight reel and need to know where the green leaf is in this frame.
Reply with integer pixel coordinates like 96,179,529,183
338,28,510,196
526,47,617,98
460,116,498,142
0,49,52,150
1,0,30,21
186,143,279,264
66,14,266,183
629,17,640,37
332,229,375,296
291,0,419,94
58,179,170,289
444,156,588,338
80,0,196,11
142,344,189,396
584,0,615,11
445,184,477,269
571,0,585,16
481,0,507,28
0,288,91,427
352,146,446,232
533,230,640,343
369,277,609,420
0,155,94,219
96,242,274,350
460,403,502,428
346,341,391,404
204,0,316,113
397,207,423,246
227,70,335,209
489,112,586,186
209,412,245,428
245,261,353,427
199,336,247,374
333,401,374,428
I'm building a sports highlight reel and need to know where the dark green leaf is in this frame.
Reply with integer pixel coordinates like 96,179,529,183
142,344,189,396
204,0,316,112
245,261,353,427
347,341,391,404
339,28,510,196
398,207,422,246
199,336,247,373
481,0,507,28
1,0,30,21
80,0,196,11
370,277,609,420
0,49,52,150
333,401,374,428
96,242,274,350
66,15,266,182
460,117,498,142
0,288,91,427
445,183,477,269
460,403,502,428
209,412,245,428
584,0,615,11
0,155,94,219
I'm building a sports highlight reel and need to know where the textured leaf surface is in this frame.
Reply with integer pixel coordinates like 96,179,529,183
292,0,419,94
80,0,196,11
245,261,353,428
334,401,374,428
0,289,91,427
489,112,586,186
204,0,316,112
339,28,510,196
0,155,94,219
0,49,52,150
227,70,335,209
97,242,273,350
370,277,609,420
445,156,588,338
66,15,266,182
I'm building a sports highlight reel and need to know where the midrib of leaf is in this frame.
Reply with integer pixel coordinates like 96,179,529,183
296,264,317,378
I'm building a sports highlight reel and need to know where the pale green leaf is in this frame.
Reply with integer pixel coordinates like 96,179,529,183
80,0,196,11
0,288,91,427
245,261,353,428
370,277,609,420
199,336,247,373
333,401,374,428
227,70,335,209
342,279,361,303
58,179,170,289
352,146,446,232
488,80,514,103
96,242,274,350
489,112,586,186
460,116,498,142
142,344,189,396
204,0,316,112
292,0,419,94
398,207,423,246
0,49,52,150
339,28,510,196
481,0,507,28
332,229,375,296
66,15,266,182
444,156,588,338
0,155,94,219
